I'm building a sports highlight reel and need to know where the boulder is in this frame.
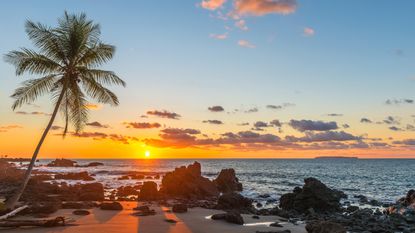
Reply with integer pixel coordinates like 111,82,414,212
216,192,253,213
279,177,343,213
172,204,188,213
138,181,159,201
47,159,77,167
86,162,104,167
211,211,244,225
306,221,346,233
100,202,123,210
73,209,90,215
78,183,105,201
117,185,140,198
24,202,61,215
214,168,243,193
55,172,95,181
160,162,219,199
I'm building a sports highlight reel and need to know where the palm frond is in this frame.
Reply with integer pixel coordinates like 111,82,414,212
4,49,63,76
76,43,115,68
80,76,120,106
11,75,61,110
79,68,126,87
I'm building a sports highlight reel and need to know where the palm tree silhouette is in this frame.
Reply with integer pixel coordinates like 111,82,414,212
4,12,125,209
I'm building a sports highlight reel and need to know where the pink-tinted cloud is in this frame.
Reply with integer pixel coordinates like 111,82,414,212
303,27,315,36
15,111,51,116
234,0,297,16
235,19,248,30
209,32,228,40
124,122,161,129
86,121,109,128
238,40,256,48
201,0,227,10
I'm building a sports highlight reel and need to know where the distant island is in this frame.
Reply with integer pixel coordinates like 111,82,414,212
314,156,358,159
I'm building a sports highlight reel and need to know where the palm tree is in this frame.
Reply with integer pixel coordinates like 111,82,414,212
4,12,125,210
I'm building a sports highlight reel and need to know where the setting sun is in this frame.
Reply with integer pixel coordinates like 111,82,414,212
144,150,151,158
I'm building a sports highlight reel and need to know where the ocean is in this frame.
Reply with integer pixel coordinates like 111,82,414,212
33,159,415,206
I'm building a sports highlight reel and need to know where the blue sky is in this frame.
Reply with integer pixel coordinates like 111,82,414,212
0,0,415,158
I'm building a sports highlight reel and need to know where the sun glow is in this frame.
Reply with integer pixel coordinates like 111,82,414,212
144,150,151,158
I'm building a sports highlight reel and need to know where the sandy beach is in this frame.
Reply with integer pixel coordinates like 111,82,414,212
3,202,306,233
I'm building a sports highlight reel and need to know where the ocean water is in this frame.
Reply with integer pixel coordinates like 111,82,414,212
33,159,415,205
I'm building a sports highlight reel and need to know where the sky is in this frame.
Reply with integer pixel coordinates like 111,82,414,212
0,0,415,159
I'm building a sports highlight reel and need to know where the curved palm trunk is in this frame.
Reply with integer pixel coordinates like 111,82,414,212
5,87,66,210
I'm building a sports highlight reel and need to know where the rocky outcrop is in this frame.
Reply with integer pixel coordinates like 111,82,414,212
160,162,219,199
279,178,345,213
216,192,254,213
47,159,77,167
211,211,244,225
214,168,242,193
100,202,123,210
306,221,346,233
138,181,159,201
55,172,94,181
172,204,188,213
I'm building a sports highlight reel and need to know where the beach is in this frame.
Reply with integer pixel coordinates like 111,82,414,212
4,202,306,233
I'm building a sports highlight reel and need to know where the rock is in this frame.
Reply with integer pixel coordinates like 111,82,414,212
211,211,244,225
55,171,95,181
47,159,77,167
73,209,90,215
256,231,291,233
172,204,188,213
86,162,104,167
252,215,260,219
138,181,159,201
117,185,140,198
279,177,343,213
270,222,284,227
305,221,346,233
346,205,359,213
214,168,243,193
24,202,61,214
100,202,123,210
160,162,219,199
62,202,94,209
133,205,150,212
79,183,105,201
164,219,177,223
216,192,253,212
132,205,156,216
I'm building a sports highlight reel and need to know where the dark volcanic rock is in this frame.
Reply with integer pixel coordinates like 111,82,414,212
160,162,219,199
100,202,123,210
138,181,159,201
85,162,104,167
55,171,95,181
47,159,77,167
214,168,243,193
279,177,344,213
73,209,90,215
211,211,244,225
306,221,347,233
117,185,140,198
172,203,188,213
24,202,61,215
78,183,105,201
216,192,253,213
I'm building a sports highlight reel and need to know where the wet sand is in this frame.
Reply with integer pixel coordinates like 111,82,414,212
2,202,307,233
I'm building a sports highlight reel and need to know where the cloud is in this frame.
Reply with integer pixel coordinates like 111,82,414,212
303,27,315,36
360,118,372,123
0,124,22,133
208,106,225,112
86,121,109,128
270,119,282,127
289,119,338,132
146,110,181,119
383,116,400,125
389,126,402,131
235,19,248,30
201,0,227,10
327,113,343,117
393,139,415,146
342,124,350,128
210,33,228,40
72,131,138,144
286,131,361,143
161,128,201,135
15,111,51,116
245,107,258,113
234,0,297,16
85,103,101,110
385,99,414,105
203,120,224,125
238,40,256,48
51,126,64,130
266,103,295,110
253,121,268,128
124,122,161,129
238,122,250,126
